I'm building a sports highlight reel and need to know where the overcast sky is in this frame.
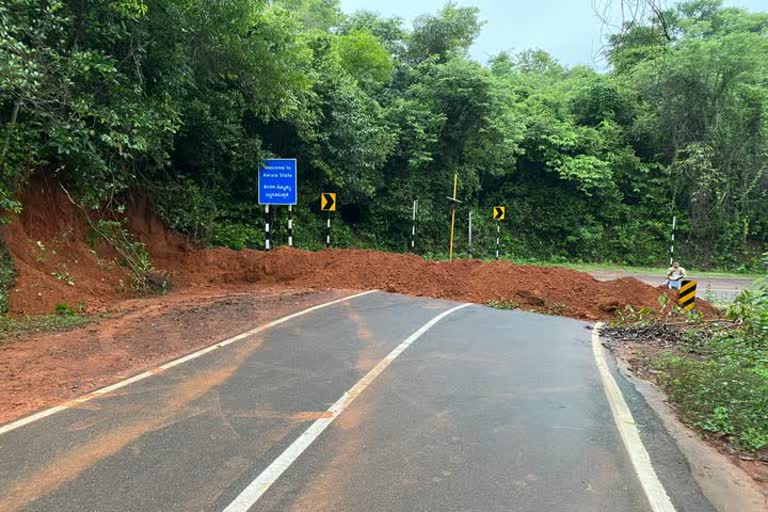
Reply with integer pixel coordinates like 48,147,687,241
338,0,767,68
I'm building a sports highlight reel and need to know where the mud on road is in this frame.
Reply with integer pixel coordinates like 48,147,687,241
0,287,349,425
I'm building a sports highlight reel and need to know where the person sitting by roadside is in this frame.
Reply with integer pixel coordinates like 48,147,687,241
666,261,687,290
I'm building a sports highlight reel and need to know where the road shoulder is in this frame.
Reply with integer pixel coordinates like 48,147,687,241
0,286,352,425
601,327,768,511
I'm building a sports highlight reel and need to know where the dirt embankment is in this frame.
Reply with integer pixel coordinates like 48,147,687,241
1,175,712,320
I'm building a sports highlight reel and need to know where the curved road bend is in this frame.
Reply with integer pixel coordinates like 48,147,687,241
0,291,716,511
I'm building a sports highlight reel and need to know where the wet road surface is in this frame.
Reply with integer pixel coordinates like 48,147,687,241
0,291,715,511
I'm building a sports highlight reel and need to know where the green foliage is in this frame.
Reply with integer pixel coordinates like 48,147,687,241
212,223,263,251
0,235,15,315
94,219,157,291
54,302,75,315
613,304,656,326
727,250,768,341
407,2,484,63
655,248,768,450
0,312,94,340
0,0,765,270
657,350,768,450
337,30,394,88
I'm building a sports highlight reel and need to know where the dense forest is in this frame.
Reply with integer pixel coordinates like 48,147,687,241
1,0,767,269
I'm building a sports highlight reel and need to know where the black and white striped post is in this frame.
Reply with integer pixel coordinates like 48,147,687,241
410,200,417,252
669,215,677,266
326,213,332,248
264,205,271,251
495,221,501,260
468,210,473,258
287,205,294,248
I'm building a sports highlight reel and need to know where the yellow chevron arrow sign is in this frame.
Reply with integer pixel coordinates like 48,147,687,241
320,193,336,212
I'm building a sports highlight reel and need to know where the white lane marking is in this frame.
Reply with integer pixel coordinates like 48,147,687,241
222,303,471,512
0,290,379,437
592,323,677,512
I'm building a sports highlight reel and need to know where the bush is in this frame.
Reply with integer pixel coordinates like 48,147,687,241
657,354,768,450
211,223,263,251
55,303,75,316
728,250,768,342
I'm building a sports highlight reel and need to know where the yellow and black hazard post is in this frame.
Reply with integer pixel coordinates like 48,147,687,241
678,280,698,311
493,207,505,260
320,193,336,247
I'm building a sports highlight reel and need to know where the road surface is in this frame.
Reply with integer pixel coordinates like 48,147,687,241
590,271,755,302
0,291,718,511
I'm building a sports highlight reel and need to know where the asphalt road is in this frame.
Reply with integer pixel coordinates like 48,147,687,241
0,291,716,512
590,271,755,301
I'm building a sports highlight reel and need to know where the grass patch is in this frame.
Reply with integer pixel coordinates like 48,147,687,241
653,329,768,450
0,313,95,341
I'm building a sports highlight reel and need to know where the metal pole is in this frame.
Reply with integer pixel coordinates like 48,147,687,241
288,205,293,248
326,213,331,248
495,221,501,260
669,215,676,266
449,174,458,261
468,210,473,258
411,200,417,252
265,204,271,251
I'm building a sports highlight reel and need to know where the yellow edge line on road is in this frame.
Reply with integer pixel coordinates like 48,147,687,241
592,323,677,512
0,290,380,437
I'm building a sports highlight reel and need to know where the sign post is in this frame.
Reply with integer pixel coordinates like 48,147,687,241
265,204,271,251
468,210,473,258
288,205,294,248
669,215,677,266
320,193,336,248
493,207,505,260
411,200,418,252
258,159,297,250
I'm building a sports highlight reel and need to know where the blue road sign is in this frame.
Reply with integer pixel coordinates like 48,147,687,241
258,159,297,205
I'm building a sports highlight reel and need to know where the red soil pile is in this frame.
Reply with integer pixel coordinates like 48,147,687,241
156,246,709,320
1,176,713,320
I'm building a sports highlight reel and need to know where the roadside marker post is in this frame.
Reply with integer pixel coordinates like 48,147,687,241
265,205,271,251
468,210,473,258
411,200,418,252
678,280,697,311
493,207,505,260
258,159,298,251
320,193,336,248
288,205,293,248
669,215,677,266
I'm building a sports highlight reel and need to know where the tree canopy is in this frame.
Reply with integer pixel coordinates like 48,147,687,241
1,0,766,268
